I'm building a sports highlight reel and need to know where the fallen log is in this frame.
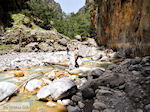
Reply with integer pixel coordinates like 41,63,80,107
44,62,69,67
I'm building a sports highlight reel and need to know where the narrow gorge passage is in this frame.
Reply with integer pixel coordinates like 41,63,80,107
0,0,150,112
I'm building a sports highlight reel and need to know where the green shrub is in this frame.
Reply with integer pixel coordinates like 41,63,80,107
54,13,92,38
22,0,59,30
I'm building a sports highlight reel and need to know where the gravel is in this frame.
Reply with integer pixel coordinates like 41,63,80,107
0,52,69,71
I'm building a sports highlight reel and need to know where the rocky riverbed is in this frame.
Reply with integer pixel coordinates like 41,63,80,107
0,40,149,112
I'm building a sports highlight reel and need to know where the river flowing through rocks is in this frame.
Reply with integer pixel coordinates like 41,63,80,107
0,48,149,112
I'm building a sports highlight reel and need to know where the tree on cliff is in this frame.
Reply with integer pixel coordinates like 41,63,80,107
22,0,59,30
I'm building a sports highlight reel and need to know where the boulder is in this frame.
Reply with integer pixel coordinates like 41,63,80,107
75,35,82,41
25,79,43,92
37,78,77,100
0,82,18,101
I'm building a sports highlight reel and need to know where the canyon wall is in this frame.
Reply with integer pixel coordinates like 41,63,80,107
93,0,150,57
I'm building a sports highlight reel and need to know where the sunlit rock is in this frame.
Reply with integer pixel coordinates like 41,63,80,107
37,78,77,100
57,99,71,106
0,82,18,101
25,79,43,92
14,71,24,77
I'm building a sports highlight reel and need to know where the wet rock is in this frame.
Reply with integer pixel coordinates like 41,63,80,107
0,82,18,101
25,79,43,91
37,78,77,100
93,101,107,110
67,105,80,112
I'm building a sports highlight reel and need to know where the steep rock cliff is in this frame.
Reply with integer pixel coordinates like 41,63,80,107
93,0,150,57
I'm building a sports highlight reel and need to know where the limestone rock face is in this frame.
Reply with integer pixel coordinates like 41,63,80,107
92,0,150,57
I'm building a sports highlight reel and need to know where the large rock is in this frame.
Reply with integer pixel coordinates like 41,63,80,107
0,82,18,101
25,79,43,92
37,78,77,100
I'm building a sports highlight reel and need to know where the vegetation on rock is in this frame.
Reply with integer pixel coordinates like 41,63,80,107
22,0,59,30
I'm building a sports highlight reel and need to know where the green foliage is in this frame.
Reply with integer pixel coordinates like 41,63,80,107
22,0,59,30
54,13,92,38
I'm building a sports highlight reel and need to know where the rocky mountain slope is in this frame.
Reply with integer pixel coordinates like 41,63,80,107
0,0,62,34
91,0,150,57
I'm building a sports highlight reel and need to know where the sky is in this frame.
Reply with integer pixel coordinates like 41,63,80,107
55,0,86,14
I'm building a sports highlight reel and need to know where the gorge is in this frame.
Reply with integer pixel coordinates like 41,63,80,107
0,0,150,112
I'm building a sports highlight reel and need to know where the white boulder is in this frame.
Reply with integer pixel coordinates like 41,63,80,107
37,78,77,100
0,82,18,101
25,79,43,91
